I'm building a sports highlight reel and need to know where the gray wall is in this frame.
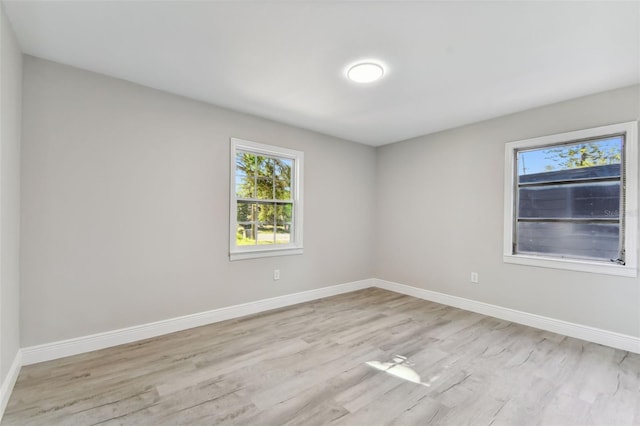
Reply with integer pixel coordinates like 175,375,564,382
20,56,376,347
375,85,640,337
0,6,22,381
18,55,640,348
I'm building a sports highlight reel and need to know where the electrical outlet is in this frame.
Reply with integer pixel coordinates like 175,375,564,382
273,269,280,281
470,272,479,283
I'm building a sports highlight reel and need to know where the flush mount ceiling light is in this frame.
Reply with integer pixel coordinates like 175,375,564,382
347,62,385,83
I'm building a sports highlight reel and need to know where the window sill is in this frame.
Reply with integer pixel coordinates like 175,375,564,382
503,254,637,277
230,247,303,261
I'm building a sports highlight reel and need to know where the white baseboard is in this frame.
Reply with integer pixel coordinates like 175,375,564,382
0,350,22,422
21,278,374,366
18,276,640,367
373,278,640,354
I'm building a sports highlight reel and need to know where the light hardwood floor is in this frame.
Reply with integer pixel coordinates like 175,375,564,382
3,288,639,425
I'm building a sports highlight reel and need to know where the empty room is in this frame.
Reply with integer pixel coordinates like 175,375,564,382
0,1,639,425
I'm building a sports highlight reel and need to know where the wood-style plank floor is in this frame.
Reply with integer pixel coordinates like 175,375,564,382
3,288,639,425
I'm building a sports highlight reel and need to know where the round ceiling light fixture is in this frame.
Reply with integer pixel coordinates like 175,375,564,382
347,62,385,83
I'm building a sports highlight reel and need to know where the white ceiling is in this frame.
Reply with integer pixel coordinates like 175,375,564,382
3,1,639,146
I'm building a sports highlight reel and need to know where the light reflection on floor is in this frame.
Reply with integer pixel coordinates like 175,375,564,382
366,354,438,387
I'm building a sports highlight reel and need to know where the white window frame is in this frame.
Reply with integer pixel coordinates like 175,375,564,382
229,138,304,261
503,121,638,277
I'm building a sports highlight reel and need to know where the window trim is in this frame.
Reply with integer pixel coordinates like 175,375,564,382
503,121,638,277
229,138,303,261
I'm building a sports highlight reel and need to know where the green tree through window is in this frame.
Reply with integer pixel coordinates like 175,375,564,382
544,141,621,169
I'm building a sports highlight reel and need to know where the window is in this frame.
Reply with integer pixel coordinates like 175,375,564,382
230,138,303,260
504,121,638,277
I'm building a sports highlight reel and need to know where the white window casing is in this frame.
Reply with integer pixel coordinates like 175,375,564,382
503,121,638,277
229,138,304,261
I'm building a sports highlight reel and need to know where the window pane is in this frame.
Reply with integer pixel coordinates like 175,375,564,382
256,177,274,199
275,158,293,173
275,158,293,175
257,224,275,244
519,181,620,219
276,203,292,244
236,152,256,197
275,179,291,200
275,203,292,223
236,223,256,246
515,137,623,261
517,136,622,179
256,156,273,177
235,173,255,198
517,222,619,260
256,202,275,224
236,152,257,173
237,202,255,222
275,226,291,244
